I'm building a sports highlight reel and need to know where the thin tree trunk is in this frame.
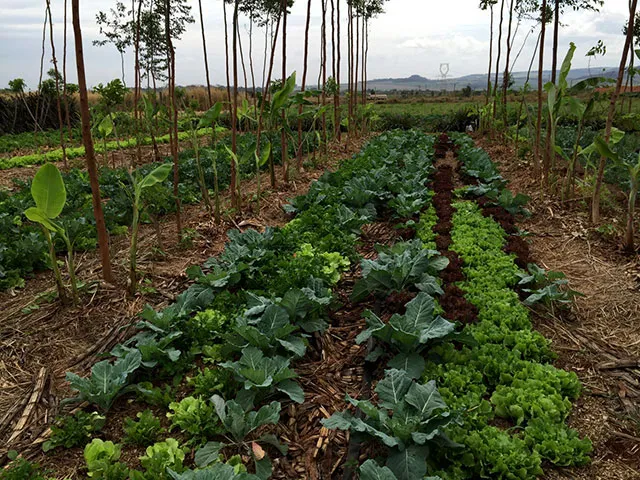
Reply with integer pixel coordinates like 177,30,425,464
354,7,359,135
486,4,494,105
134,0,143,168
336,0,341,141
231,0,240,208
515,29,541,156
238,17,249,114
281,0,288,183
543,0,560,187
72,0,113,283
502,0,514,130
63,0,73,140
35,8,48,146
321,0,328,150
297,0,312,171
46,0,68,170
166,0,182,239
493,0,505,120
248,15,257,109
198,0,213,108
256,12,282,189
534,0,548,178
592,0,638,223
223,0,232,105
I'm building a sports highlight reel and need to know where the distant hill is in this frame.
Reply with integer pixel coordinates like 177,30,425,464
359,68,619,92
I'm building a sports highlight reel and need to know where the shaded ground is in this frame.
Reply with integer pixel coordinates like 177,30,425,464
476,137,640,480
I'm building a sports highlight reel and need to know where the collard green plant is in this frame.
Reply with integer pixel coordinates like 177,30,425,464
517,263,583,310
65,350,142,412
128,162,172,294
322,369,456,480
356,293,456,378
220,346,304,406
352,240,448,302
24,163,78,303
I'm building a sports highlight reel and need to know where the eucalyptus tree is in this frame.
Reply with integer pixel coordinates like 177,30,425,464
492,0,505,121
480,0,498,104
297,0,313,170
534,0,548,178
72,0,114,283
94,2,130,85
198,0,213,107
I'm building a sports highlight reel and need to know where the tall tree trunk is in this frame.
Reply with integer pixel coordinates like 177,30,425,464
231,0,240,208
543,0,560,187
592,0,638,223
223,0,232,105
248,13,257,109
198,0,213,107
72,0,113,283
297,0,312,171
336,0,342,141
347,2,352,136
256,12,282,189
534,0,548,178
238,18,250,116
354,7,359,135
486,4,494,105
166,0,182,239
501,0,514,130
46,0,68,170
134,0,143,168
281,0,288,183
515,29,541,156
321,0,328,150
493,0,505,120
63,0,73,139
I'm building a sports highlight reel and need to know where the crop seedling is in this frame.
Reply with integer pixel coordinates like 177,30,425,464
24,163,79,304
83,439,129,480
123,410,164,446
128,162,172,295
43,411,105,452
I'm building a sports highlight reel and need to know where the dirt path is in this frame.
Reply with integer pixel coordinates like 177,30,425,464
476,137,640,479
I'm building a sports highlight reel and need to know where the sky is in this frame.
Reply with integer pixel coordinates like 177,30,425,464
0,0,634,90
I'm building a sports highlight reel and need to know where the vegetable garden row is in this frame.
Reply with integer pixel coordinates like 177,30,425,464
3,131,590,480
0,131,316,291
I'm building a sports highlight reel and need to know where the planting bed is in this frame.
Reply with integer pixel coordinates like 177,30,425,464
1,131,593,479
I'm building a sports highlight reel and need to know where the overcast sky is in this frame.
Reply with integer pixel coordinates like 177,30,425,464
0,0,633,90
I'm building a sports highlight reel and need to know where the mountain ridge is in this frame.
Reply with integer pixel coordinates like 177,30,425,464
362,67,619,91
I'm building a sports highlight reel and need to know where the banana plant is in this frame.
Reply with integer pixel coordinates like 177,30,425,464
183,111,212,215
544,43,576,187
254,142,271,211
593,135,640,252
128,163,173,295
95,115,114,166
224,144,256,211
198,102,224,223
24,163,78,304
